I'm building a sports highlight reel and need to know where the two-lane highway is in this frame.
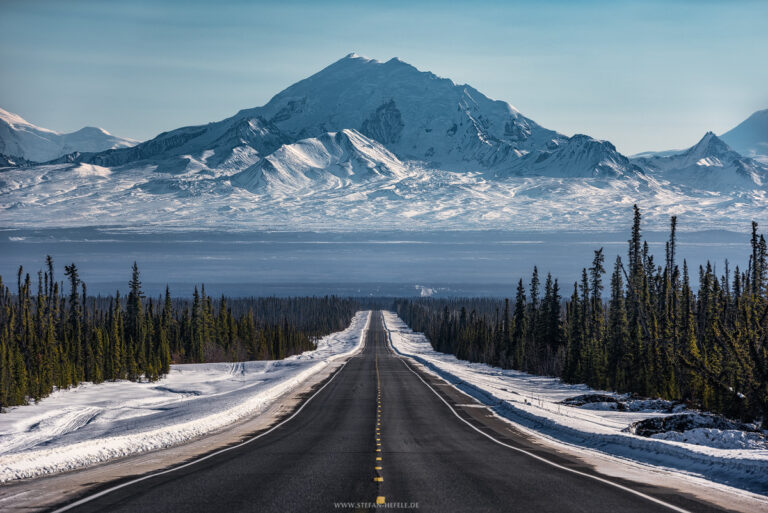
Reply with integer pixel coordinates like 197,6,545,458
52,311,730,512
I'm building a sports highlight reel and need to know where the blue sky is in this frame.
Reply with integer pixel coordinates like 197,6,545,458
1,0,766,154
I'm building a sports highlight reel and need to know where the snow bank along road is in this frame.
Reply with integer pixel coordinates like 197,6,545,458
0,311,371,483
40,311,754,513
384,311,768,495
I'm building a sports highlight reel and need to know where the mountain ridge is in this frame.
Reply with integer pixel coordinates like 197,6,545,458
0,107,138,162
1,54,767,232
632,132,768,190
721,109,768,164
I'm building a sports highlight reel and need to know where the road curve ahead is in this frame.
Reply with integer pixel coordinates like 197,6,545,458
52,311,731,513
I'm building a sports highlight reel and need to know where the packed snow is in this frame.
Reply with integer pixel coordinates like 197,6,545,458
0,311,371,482
382,311,768,494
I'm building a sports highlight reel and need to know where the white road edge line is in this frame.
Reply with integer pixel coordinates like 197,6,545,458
49,314,371,513
382,317,694,513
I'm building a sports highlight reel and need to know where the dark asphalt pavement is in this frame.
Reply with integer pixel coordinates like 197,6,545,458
52,311,729,513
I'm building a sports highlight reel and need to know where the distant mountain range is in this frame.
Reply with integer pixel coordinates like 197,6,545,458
1,54,767,232
0,107,137,163
633,132,767,190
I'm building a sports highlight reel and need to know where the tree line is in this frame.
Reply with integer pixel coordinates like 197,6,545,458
396,206,768,426
0,259,357,409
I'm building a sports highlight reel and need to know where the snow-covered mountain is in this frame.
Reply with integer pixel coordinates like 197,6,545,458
633,132,768,190
502,134,644,178
55,54,637,180
0,107,138,162
1,54,767,232
721,109,768,164
231,129,407,193
244,53,566,172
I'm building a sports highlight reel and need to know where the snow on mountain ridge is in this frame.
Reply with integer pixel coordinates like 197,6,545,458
247,53,558,170
42,53,632,181
230,129,407,193
2,55,767,232
0,107,55,132
633,132,768,190
0,107,138,162
502,133,643,178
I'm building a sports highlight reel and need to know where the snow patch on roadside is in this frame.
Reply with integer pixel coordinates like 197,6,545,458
0,311,371,482
382,310,768,495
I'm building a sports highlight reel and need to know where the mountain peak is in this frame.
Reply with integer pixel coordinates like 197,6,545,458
745,108,768,120
248,54,563,170
336,52,375,64
72,126,112,136
0,106,137,162
690,131,731,157
721,108,768,163
0,107,54,133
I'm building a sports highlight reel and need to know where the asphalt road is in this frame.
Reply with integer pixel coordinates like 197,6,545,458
52,311,730,513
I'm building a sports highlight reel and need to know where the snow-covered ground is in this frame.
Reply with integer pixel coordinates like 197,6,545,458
0,311,371,483
382,311,768,495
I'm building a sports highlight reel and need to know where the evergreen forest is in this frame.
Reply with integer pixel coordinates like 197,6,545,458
396,207,768,426
0,258,357,409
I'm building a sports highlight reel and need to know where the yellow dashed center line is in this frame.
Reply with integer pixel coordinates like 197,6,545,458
374,349,385,502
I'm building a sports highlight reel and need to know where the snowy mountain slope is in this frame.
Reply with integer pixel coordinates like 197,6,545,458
721,109,768,164
0,107,138,162
1,153,753,232
42,54,647,182
502,134,644,178
65,115,290,180
244,53,567,172
633,132,768,190
1,54,767,232
230,129,407,193
631,148,684,159
55,54,642,180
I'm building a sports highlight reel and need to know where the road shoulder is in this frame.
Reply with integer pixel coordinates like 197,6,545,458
0,358,350,513
387,335,768,513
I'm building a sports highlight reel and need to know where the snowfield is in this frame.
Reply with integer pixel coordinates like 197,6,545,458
382,311,768,494
0,311,371,483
